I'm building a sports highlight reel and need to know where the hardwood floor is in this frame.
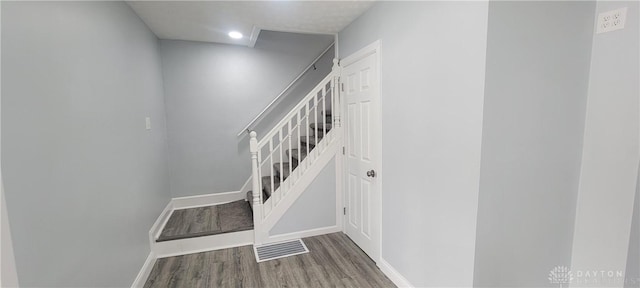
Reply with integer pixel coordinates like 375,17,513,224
157,200,253,242
144,233,396,288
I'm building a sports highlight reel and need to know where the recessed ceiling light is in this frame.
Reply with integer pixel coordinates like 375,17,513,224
228,31,243,39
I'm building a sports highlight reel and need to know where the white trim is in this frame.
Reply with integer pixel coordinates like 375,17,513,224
266,225,341,243
378,258,414,288
248,26,334,48
256,25,337,36
374,41,384,265
149,202,174,244
154,230,254,258
171,190,245,210
131,252,157,288
335,138,344,232
248,26,261,48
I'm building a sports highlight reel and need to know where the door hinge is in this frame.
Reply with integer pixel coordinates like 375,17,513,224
342,146,345,155
343,207,346,215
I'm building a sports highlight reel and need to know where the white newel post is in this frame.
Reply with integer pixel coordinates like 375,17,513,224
249,131,263,245
331,58,341,128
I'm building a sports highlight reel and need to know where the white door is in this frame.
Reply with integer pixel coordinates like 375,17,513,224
342,43,380,262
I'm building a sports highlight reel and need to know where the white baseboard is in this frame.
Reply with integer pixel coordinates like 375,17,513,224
239,176,253,197
131,252,157,288
171,190,245,210
149,202,174,243
378,258,414,288
266,225,341,243
154,229,254,258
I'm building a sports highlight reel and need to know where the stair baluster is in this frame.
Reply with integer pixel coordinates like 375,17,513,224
322,86,327,139
287,120,293,186
332,58,341,129
314,92,318,154
278,129,283,203
249,131,262,245
296,112,302,172
248,58,342,244
269,139,275,210
305,102,310,165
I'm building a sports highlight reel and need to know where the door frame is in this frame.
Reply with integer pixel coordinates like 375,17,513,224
339,40,382,263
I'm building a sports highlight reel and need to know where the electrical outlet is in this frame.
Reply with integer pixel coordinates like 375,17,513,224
597,7,627,34
145,117,151,130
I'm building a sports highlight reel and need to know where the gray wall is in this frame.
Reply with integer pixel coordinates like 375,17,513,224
1,2,171,286
473,2,595,287
159,32,334,197
627,164,640,288
1,183,19,287
339,2,489,286
0,2,19,286
270,158,336,235
249,47,335,138
571,0,640,281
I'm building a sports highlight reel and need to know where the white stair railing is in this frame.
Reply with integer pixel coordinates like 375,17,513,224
249,59,341,245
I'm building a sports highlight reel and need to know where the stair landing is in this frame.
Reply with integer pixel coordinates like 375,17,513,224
157,200,253,242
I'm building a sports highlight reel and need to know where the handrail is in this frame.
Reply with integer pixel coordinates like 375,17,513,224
257,71,334,148
237,43,335,137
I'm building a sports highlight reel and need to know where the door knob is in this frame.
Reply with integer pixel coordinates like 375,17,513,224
366,170,376,178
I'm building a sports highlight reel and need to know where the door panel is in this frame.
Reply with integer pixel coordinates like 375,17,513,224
343,50,379,262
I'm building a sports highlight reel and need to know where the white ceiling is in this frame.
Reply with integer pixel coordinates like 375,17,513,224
127,1,375,47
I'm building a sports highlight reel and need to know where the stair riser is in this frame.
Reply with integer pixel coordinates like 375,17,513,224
310,123,332,132
287,149,308,162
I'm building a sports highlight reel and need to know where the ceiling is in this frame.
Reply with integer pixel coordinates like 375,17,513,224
127,1,375,47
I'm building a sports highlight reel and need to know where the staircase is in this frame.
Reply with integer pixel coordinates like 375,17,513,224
246,118,333,206
247,59,342,245
149,59,342,258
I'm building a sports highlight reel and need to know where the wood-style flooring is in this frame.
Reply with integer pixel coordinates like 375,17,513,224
157,200,253,242
144,233,396,288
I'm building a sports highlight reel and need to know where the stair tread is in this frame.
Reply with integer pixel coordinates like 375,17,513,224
156,200,253,242
246,113,334,215
300,135,323,146
274,161,301,181
262,176,280,198
287,148,308,162
324,112,332,122
310,122,332,131
247,175,281,209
